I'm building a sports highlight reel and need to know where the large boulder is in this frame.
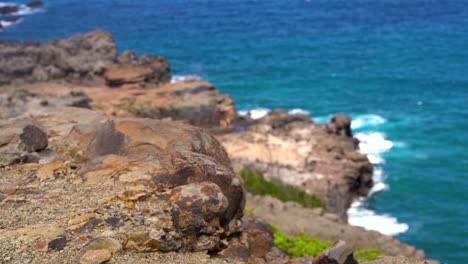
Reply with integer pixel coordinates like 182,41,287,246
0,107,245,262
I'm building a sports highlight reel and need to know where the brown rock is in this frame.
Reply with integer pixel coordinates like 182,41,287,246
36,162,68,180
312,240,357,264
104,55,170,87
20,124,48,152
80,249,112,264
326,114,352,137
104,64,155,87
242,214,274,258
86,80,236,128
84,237,122,254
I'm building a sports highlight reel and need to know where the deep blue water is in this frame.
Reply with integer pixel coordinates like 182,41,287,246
1,1,467,263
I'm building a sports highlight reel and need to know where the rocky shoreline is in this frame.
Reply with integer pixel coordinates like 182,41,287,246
0,30,438,263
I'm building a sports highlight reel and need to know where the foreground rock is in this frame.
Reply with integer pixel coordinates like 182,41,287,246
0,107,246,262
218,109,372,220
313,240,358,264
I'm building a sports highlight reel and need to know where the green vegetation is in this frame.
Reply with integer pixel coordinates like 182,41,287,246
272,225,384,261
243,207,254,215
240,168,323,208
272,224,331,258
354,247,384,261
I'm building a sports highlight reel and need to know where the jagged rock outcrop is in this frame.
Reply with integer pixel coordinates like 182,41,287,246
0,107,245,263
0,30,116,85
218,110,373,220
0,30,171,87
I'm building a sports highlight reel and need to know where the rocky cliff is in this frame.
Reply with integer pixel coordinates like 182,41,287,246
217,110,373,220
0,30,437,264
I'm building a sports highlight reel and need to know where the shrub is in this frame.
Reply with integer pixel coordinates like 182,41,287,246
239,168,323,208
354,247,384,261
271,224,331,258
272,225,384,261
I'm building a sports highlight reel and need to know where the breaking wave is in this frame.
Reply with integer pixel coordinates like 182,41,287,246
347,115,409,236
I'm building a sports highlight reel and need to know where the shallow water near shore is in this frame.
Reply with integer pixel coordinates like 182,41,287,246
1,0,468,263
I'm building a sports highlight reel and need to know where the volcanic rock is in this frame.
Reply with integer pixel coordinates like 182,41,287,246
26,1,44,8
0,6,18,15
0,30,116,85
0,106,244,262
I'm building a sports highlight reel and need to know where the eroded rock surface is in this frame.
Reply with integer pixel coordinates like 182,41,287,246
0,107,245,263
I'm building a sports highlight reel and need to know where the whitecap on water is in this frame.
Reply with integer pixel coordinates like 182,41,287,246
170,75,202,83
347,201,409,236
347,118,409,236
0,18,22,28
355,132,393,155
351,114,386,130
288,108,310,115
238,108,271,119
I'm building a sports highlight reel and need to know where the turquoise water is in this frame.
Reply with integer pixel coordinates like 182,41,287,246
1,1,467,263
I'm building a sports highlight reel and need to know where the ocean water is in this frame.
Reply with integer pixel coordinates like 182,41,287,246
1,0,467,263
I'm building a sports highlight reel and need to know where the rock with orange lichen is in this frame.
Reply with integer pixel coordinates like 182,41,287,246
0,106,245,261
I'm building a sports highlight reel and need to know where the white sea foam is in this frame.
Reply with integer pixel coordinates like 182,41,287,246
347,119,409,236
238,108,271,119
351,114,386,130
170,75,202,83
0,3,44,17
355,132,393,155
347,201,409,236
289,108,310,115
0,2,15,8
0,18,22,28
